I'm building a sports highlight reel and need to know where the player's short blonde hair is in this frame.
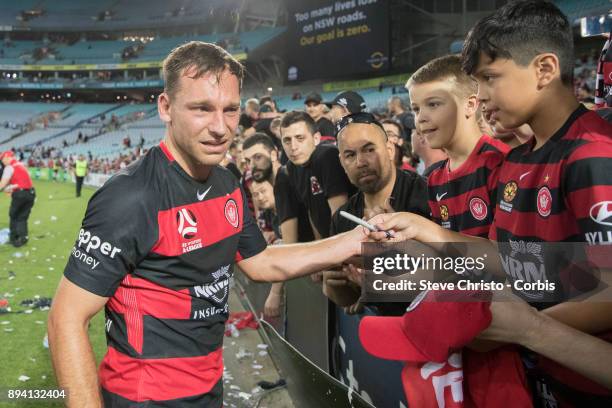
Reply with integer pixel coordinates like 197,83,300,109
406,54,477,99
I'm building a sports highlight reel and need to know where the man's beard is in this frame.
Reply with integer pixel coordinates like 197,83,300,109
252,160,273,182
354,169,382,194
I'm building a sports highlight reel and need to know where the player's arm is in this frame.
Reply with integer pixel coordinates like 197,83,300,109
48,277,108,407
238,226,366,282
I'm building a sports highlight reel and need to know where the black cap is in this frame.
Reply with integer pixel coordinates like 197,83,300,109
304,92,322,105
325,91,366,114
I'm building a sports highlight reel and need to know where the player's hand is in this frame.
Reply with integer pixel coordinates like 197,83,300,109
342,224,374,257
264,290,282,319
366,212,421,242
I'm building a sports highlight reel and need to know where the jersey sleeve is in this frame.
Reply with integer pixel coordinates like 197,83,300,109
237,186,267,260
273,166,300,224
63,174,158,297
318,147,353,198
564,141,612,242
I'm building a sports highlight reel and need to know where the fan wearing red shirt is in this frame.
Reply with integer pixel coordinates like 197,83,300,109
368,1,612,406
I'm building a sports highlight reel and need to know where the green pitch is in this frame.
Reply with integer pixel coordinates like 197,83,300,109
0,180,107,407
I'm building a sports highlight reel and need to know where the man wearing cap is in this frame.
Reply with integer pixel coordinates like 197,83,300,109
0,150,35,247
326,90,367,124
304,92,335,142
325,112,430,311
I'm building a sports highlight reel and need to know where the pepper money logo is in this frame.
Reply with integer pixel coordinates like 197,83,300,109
177,208,198,239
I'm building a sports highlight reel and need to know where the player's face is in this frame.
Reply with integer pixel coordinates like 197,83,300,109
409,80,461,150
281,122,319,166
160,68,241,168
305,102,324,121
243,144,274,182
250,180,275,210
338,123,394,194
472,54,538,130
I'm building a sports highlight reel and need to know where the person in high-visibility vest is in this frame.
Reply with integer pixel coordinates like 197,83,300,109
74,154,88,197
0,150,35,247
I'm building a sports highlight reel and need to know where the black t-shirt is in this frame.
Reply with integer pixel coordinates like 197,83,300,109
316,117,335,138
64,142,266,407
273,166,315,242
284,144,355,238
239,113,253,129
331,169,430,235
225,162,241,180
331,169,430,316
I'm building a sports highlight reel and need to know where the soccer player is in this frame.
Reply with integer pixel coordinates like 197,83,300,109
369,1,612,405
407,54,509,237
48,42,367,408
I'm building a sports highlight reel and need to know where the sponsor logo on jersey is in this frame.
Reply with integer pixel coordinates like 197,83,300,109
193,265,231,305
536,186,552,218
469,197,488,221
500,181,518,213
225,199,239,228
310,176,323,195
71,228,123,269
500,240,548,300
585,230,612,245
590,201,612,227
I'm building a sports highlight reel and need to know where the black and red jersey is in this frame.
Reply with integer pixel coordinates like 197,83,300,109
427,135,509,237
491,105,612,303
63,142,266,407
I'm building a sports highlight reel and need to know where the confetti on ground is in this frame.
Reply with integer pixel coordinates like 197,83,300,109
18,375,30,382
